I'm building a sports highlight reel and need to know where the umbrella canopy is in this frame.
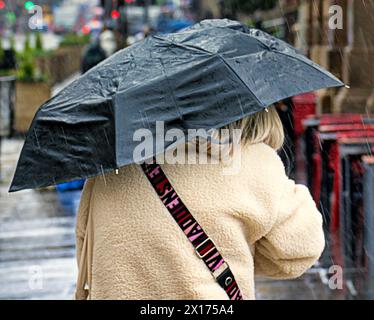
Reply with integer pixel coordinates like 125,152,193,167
10,19,343,192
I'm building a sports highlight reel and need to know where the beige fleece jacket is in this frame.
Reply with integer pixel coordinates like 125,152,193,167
75,142,325,300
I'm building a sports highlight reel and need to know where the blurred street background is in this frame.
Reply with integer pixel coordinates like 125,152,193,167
1,0,374,299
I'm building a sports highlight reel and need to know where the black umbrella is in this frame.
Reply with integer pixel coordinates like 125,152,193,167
10,19,343,192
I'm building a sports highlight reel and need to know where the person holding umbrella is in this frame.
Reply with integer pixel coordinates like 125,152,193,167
10,20,344,300
74,106,325,300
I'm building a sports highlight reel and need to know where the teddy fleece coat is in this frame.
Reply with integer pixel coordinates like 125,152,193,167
75,142,325,300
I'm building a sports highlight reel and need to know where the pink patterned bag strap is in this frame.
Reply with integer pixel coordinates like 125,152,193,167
141,159,243,300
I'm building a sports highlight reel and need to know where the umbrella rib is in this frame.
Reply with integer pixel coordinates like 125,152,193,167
216,53,264,108
272,50,343,85
158,57,183,121
153,35,213,55
227,28,342,87
233,29,272,51
154,38,266,110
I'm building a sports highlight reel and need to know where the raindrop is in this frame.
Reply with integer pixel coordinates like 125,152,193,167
100,165,107,186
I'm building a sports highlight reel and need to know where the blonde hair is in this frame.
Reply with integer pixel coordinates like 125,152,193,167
183,105,284,163
225,105,285,150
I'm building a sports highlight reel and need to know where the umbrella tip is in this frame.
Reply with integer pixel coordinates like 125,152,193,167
8,184,17,193
345,84,351,89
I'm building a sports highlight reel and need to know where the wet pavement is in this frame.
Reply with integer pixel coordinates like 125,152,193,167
0,138,345,300
0,139,78,299
0,75,81,300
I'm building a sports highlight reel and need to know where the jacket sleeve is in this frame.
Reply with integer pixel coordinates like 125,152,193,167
75,178,95,265
254,174,325,279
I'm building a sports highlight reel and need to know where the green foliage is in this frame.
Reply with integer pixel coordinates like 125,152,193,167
16,52,36,82
224,0,277,14
60,33,90,47
0,69,15,77
24,33,32,53
35,32,43,52
16,32,47,81
17,49,46,82
9,36,15,51
0,37,4,63
33,49,53,58
33,32,52,57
